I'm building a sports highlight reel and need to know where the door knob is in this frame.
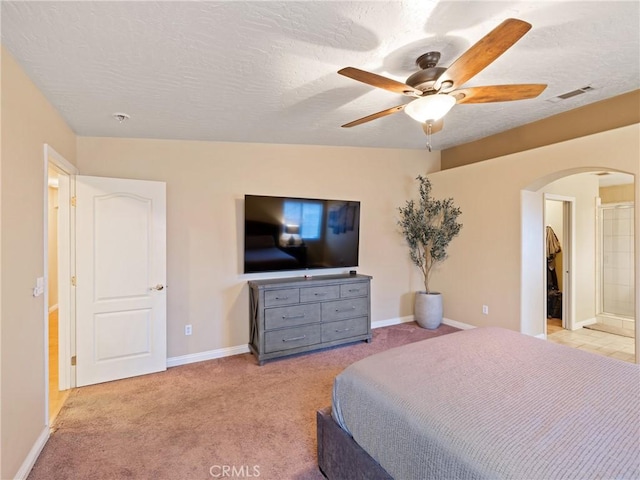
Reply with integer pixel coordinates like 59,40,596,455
150,284,165,291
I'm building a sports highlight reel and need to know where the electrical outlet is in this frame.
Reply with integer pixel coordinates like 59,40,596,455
185,324,192,336
482,305,489,315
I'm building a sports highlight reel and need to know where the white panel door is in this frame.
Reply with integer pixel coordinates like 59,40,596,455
76,175,166,387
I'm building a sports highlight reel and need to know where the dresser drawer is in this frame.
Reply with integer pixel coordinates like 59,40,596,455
264,288,299,307
264,324,321,353
265,303,320,330
322,297,368,322
340,282,369,298
322,317,368,343
300,285,340,303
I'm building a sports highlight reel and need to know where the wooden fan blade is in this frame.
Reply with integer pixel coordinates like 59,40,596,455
452,84,546,104
422,119,444,135
338,67,422,96
436,18,532,91
341,104,406,128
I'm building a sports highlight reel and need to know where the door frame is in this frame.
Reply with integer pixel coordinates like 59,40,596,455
543,193,575,333
43,144,78,424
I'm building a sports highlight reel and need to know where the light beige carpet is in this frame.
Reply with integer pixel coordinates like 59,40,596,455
28,322,459,480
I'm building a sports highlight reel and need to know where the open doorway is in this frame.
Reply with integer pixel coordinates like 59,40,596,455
44,145,77,425
544,195,573,335
521,168,636,363
47,166,67,421
535,171,635,363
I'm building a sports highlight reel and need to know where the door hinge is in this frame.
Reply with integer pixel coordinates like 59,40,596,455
71,355,77,366
71,196,77,207
71,276,76,287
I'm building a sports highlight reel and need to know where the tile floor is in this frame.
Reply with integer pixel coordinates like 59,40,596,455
546,323,636,363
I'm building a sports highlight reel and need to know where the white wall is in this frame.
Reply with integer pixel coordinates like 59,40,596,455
545,200,564,246
76,137,439,358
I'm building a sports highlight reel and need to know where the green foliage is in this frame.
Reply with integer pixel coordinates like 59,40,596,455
397,175,462,293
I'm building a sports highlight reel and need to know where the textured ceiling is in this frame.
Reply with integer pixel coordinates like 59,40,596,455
2,1,639,151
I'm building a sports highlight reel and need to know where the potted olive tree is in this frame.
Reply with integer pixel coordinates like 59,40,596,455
398,175,462,329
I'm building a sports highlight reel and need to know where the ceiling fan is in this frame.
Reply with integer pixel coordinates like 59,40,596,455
338,18,547,144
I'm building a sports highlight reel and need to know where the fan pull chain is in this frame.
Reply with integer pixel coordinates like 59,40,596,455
426,122,432,152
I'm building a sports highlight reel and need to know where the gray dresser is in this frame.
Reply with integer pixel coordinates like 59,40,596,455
248,274,372,364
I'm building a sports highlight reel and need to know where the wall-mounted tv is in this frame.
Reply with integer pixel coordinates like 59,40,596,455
244,194,360,274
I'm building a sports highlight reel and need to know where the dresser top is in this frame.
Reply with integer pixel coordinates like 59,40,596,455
248,273,371,288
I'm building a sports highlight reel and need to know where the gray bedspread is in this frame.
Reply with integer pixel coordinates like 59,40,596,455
332,327,640,479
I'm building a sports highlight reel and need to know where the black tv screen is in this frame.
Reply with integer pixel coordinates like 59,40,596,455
244,194,360,274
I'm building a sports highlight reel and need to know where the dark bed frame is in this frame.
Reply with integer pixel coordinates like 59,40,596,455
316,406,392,480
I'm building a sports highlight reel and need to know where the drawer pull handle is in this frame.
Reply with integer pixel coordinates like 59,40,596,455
275,296,289,300
283,314,305,320
283,335,306,342
335,328,351,333
314,292,327,296
335,307,356,313
348,289,360,293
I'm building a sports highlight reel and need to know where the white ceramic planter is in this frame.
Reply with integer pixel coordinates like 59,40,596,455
414,291,443,329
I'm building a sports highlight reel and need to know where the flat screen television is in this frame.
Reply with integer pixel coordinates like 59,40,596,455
244,194,360,274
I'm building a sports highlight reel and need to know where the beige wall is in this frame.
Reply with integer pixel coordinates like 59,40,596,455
1,47,77,478
76,137,439,358
600,183,634,203
427,124,639,339
442,90,640,169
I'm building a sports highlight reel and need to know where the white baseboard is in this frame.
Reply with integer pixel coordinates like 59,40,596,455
48,304,58,314
167,344,250,368
573,317,597,330
442,317,476,330
14,426,49,480
167,316,476,368
371,315,476,331
371,315,414,329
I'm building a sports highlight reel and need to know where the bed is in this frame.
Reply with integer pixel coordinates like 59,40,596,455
317,327,640,480
244,234,299,272
244,221,299,273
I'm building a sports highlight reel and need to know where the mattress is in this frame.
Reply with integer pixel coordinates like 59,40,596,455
332,327,640,480
244,247,299,272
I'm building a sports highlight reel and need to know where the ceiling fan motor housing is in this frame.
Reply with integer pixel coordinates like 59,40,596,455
405,67,447,93
405,52,446,93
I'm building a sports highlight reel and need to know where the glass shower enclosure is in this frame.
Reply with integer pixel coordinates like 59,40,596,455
599,203,635,330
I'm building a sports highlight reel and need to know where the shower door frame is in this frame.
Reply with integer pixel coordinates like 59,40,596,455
596,200,635,321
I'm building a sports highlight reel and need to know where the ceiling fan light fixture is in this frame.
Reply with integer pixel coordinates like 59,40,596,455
404,94,456,122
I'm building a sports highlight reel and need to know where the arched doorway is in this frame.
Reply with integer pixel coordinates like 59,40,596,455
521,168,636,362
